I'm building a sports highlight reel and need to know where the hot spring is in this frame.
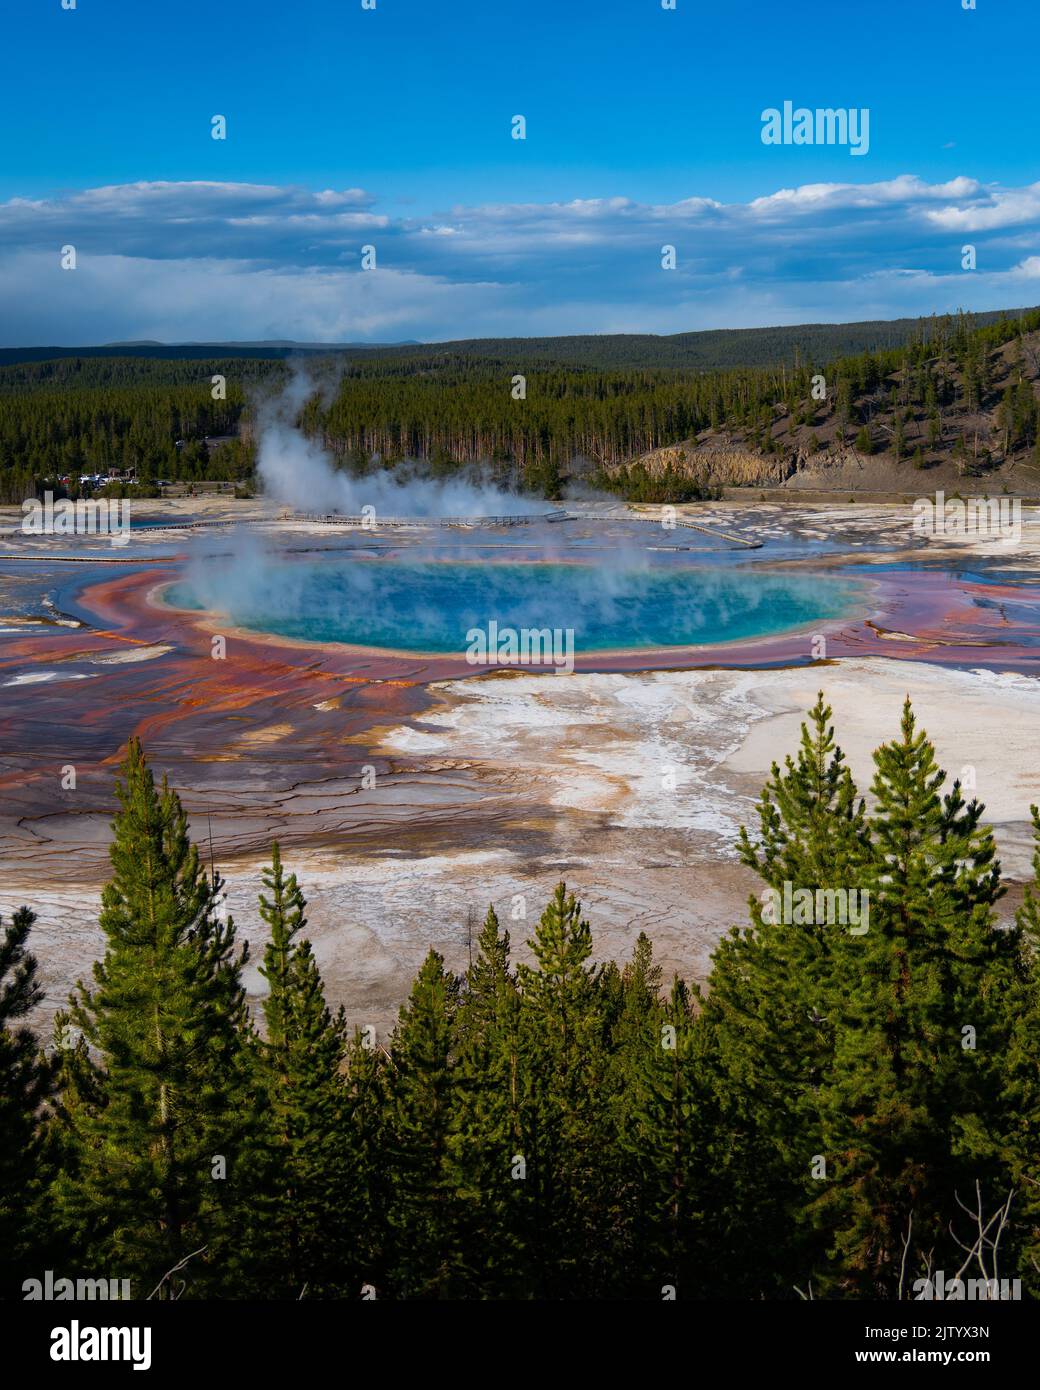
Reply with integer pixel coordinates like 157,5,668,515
165,553,866,656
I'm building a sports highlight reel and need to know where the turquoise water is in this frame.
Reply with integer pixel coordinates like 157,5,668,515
167,557,865,653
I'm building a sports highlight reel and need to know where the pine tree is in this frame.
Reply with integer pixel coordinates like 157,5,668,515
53,739,255,1297
696,695,870,1294
892,415,906,461
385,948,460,1297
445,905,527,1296
609,932,664,1274
454,904,514,1047
0,907,52,1297
516,883,618,1296
812,701,1017,1295
999,804,1040,1290
342,1027,391,1293
617,963,704,1298
255,845,353,1296
45,1008,103,1229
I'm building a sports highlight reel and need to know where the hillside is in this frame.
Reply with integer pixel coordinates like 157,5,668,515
3,308,1040,505
366,308,1038,372
611,312,1040,499
2,305,1036,373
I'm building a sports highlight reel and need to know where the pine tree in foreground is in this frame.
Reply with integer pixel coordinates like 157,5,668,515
812,700,1019,1295
0,907,52,1297
385,948,460,1297
998,804,1040,1290
619,967,702,1298
44,1006,103,1275
342,1025,390,1292
53,738,255,1297
697,694,870,1294
516,883,618,1297
445,906,527,1297
255,844,354,1296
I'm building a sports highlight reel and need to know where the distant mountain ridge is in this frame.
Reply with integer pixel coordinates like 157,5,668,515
102,339,423,349
3,308,1037,372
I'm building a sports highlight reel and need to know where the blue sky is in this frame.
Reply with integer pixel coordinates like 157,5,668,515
1,0,1038,343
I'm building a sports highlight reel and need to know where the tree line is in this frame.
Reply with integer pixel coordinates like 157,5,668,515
3,308,1039,505
0,358,271,504
3,696,1039,1299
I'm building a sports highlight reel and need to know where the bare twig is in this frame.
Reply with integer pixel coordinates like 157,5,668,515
146,1245,209,1301
898,1212,914,1301
947,1184,1014,1298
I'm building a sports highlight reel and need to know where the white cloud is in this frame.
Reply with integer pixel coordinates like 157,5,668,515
0,175,1037,343
925,182,1040,232
748,174,980,217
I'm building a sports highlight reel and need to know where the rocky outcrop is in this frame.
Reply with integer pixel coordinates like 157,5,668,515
626,441,797,487
623,436,1006,494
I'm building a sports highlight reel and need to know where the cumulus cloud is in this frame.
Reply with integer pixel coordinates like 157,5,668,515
924,181,1040,233
0,174,1037,343
747,175,981,217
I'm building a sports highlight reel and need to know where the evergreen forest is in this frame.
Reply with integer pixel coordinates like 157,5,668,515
3,696,1039,1300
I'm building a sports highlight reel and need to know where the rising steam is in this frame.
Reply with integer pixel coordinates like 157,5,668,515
255,362,549,519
